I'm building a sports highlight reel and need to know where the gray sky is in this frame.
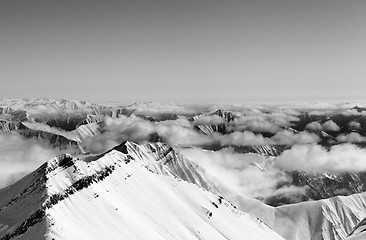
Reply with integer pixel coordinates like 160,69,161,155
0,0,365,104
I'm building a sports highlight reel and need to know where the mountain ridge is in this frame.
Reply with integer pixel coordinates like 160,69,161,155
0,141,284,240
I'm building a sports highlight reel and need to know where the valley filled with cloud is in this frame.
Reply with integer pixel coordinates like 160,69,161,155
2,99,366,203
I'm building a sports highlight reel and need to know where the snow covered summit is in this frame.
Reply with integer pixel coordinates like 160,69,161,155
0,141,284,240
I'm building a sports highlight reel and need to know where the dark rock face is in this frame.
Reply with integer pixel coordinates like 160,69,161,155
291,171,366,199
44,165,116,209
112,142,128,154
0,108,27,122
348,217,366,238
352,106,366,113
232,145,287,156
0,163,48,240
266,171,366,207
293,112,366,139
1,209,45,240
192,109,236,135
0,120,25,132
19,128,78,150
36,115,88,131
58,156,74,168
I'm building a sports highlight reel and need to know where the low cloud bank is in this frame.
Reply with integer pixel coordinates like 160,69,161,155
216,101,366,118
306,120,341,132
271,130,320,145
276,143,366,173
336,132,366,143
193,115,226,126
79,102,366,153
125,102,206,117
179,142,366,201
349,121,361,129
82,115,321,153
82,115,216,153
322,120,341,132
179,147,305,200
305,121,323,131
232,115,287,133
218,130,319,146
0,132,65,189
217,131,272,146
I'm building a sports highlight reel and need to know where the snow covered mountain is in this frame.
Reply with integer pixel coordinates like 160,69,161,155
2,99,366,240
267,193,366,240
192,109,236,135
3,140,366,240
0,141,284,240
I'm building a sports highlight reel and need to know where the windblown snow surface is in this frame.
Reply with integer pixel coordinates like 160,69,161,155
0,141,284,240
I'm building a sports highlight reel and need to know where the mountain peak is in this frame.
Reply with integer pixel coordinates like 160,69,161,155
0,141,284,240
111,141,128,154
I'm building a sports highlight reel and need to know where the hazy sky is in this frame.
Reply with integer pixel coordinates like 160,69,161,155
1,0,365,104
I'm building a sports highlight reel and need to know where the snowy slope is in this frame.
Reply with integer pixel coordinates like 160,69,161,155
115,143,366,240
347,232,366,240
269,193,366,240
0,162,48,240
0,142,284,240
193,167,366,240
3,140,366,240
345,216,366,239
174,147,366,240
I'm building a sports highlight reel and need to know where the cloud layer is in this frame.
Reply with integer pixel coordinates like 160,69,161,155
81,114,322,153
306,120,341,132
336,132,366,143
275,143,366,173
179,147,305,200
4,100,366,193
0,132,65,189
322,120,341,132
